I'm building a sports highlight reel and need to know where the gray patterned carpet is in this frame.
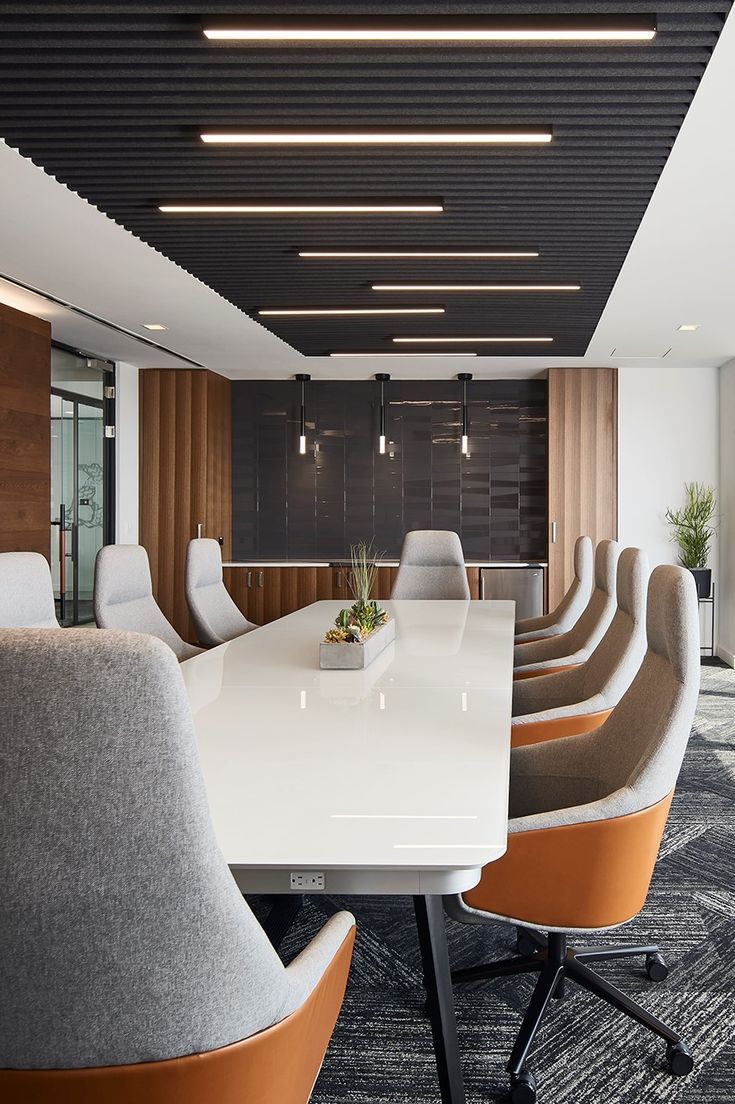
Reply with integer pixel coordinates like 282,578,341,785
267,662,735,1103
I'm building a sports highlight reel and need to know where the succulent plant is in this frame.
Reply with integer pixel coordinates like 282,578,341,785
325,597,389,644
323,627,350,644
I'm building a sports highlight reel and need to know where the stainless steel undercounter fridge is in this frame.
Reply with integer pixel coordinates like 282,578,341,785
480,565,545,621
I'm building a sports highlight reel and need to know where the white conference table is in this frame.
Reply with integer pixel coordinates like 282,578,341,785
182,598,515,1104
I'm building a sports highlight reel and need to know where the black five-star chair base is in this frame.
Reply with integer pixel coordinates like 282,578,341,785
452,929,694,1104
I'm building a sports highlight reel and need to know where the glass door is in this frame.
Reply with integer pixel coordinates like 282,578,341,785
50,347,114,625
50,394,75,623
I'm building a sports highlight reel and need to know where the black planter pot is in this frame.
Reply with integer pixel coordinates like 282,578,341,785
689,568,712,599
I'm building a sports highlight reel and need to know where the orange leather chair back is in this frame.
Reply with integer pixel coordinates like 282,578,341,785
0,927,355,1104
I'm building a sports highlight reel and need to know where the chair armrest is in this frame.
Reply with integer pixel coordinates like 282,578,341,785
462,792,673,929
511,709,611,748
284,911,356,1008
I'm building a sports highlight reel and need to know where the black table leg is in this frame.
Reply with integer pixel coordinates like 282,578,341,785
414,895,466,1104
262,894,304,952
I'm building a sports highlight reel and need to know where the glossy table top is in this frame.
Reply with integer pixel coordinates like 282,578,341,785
182,600,514,892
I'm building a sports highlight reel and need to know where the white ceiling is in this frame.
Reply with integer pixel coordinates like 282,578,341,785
0,7,733,382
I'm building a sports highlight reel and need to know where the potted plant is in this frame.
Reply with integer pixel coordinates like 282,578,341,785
665,482,717,598
320,542,394,669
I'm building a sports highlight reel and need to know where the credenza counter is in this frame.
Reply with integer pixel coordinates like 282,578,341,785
224,560,547,568
222,560,546,625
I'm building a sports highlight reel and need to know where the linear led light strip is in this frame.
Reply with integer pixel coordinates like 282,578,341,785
373,283,580,291
300,251,539,258
200,129,551,145
393,336,554,344
203,21,656,43
159,203,443,214
330,352,477,357
259,307,445,317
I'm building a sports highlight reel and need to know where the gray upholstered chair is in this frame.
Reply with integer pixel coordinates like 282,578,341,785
514,536,593,642
185,538,257,648
94,544,203,662
513,539,620,677
0,629,355,1103
0,552,59,628
510,547,649,746
390,530,471,600
446,565,700,1101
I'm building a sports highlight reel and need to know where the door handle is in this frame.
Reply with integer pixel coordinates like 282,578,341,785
257,571,264,588
551,521,558,544
196,522,203,538
247,570,252,588
336,571,342,588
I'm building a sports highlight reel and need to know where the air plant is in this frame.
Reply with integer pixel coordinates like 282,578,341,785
349,540,382,605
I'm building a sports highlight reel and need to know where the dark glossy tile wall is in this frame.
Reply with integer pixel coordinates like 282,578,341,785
232,380,547,561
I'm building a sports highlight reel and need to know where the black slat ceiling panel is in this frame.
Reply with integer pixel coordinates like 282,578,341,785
0,2,730,357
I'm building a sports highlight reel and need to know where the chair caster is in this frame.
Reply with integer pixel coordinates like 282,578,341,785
515,928,539,957
645,952,668,982
510,1067,538,1104
667,1042,695,1077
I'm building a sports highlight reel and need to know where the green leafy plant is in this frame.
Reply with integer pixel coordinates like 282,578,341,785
323,542,389,643
665,483,717,569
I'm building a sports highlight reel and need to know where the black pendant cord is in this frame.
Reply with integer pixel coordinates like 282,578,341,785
376,373,390,455
458,372,472,455
295,372,310,453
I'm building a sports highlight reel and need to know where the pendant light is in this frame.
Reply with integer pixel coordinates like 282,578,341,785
458,372,472,455
295,373,310,454
376,373,390,454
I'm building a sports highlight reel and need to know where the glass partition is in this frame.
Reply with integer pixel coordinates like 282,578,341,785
50,347,114,625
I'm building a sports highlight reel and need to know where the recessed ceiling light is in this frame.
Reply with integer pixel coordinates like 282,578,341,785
329,352,478,357
203,18,656,44
677,323,701,332
200,128,552,145
259,307,445,317
393,336,553,344
142,323,168,331
159,202,443,214
373,283,579,292
299,250,539,259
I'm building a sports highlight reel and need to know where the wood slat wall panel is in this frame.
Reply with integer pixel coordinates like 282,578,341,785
0,302,51,559
547,367,618,608
139,367,232,639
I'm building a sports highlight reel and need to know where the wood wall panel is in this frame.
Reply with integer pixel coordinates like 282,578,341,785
0,302,51,558
140,368,232,640
547,368,618,609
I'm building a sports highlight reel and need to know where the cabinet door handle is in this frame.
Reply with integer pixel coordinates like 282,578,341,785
336,571,342,588
247,570,252,588
347,571,354,590
257,571,264,588
196,522,203,538
551,521,558,544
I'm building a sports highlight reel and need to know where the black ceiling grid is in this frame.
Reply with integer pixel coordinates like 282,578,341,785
0,3,729,357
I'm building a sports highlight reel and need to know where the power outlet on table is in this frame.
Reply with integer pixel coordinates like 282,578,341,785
290,871,325,891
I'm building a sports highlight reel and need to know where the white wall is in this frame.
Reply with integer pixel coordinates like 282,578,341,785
718,358,735,665
617,362,720,654
115,361,139,544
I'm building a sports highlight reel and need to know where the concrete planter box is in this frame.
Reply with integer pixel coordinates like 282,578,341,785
319,617,395,670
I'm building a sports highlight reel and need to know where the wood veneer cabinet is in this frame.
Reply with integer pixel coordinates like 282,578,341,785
223,564,482,625
547,368,618,610
0,302,51,558
140,368,231,638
